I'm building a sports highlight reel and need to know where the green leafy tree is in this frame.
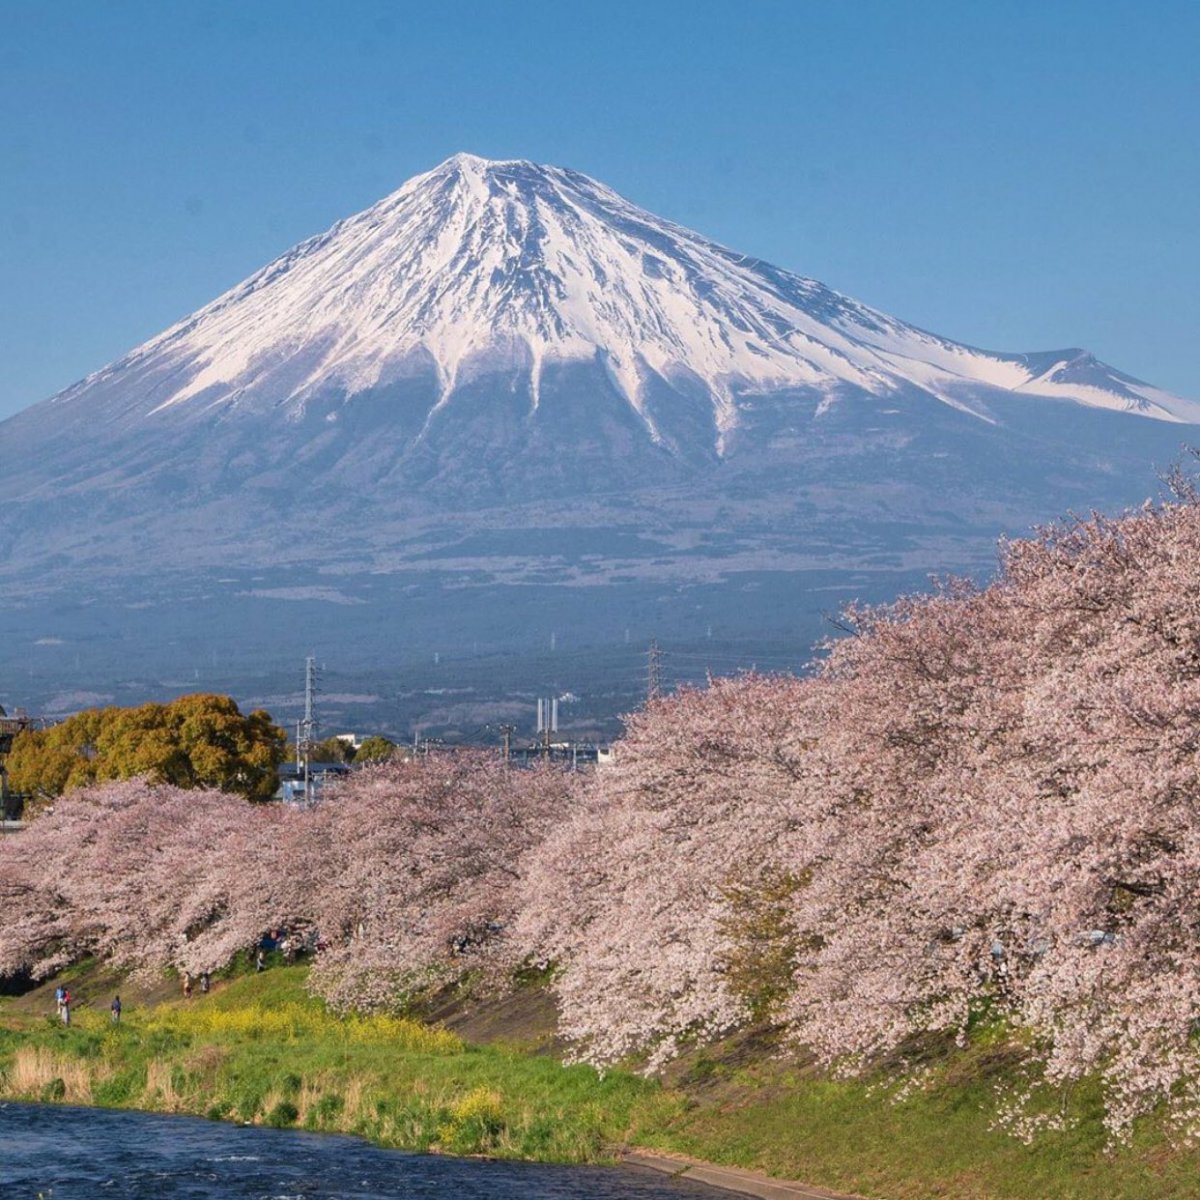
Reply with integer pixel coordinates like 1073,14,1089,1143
8,693,286,803
354,735,398,763
308,736,356,764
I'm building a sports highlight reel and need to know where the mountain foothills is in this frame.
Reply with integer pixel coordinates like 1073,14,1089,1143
1,154,1196,727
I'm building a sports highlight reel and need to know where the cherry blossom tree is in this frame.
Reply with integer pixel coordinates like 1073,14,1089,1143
524,491,1200,1137
305,753,575,1011
780,498,1200,1138
0,780,286,979
0,757,572,997
516,673,827,1068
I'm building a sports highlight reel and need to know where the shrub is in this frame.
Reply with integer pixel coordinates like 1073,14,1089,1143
266,1100,299,1127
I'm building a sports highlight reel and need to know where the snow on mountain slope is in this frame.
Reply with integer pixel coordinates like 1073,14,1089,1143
48,152,1199,458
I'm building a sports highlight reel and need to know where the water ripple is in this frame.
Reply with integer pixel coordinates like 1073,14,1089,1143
1,1103,723,1199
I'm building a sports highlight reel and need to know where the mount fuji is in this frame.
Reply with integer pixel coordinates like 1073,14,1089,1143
1,153,1196,733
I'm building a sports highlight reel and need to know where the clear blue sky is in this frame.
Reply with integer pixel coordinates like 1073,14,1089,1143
2,0,1198,420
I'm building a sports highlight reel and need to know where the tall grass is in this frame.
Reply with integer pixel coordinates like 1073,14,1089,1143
3,1045,97,1103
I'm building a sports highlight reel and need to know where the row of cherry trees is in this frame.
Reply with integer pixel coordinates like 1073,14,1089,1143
3,494,1199,1137
0,754,572,995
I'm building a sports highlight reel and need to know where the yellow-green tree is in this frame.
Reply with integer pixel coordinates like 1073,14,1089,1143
8,694,287,803
354,735,398,763
307,736,355,764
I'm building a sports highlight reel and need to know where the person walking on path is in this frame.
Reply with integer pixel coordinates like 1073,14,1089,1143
255,947,265,973
110,995,122,1024
182,972,192,999
199,972,210,995
54,985,65,1022
61,989,71,1026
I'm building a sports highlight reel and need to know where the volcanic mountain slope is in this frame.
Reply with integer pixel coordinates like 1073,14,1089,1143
0,153,1195,727
3,151,1197,506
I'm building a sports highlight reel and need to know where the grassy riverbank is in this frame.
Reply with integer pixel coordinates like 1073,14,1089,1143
0,966,672,1162
1,965,1196,1199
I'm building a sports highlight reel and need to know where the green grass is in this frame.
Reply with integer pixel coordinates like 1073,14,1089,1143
0,967,674,1162
2,965,1198,1197
639,1032,1194,1200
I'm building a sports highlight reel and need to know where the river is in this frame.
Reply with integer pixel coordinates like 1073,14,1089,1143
2,1102,727,1199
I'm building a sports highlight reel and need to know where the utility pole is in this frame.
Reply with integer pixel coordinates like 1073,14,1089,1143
299,656,319,805
647,639,662,703
498,724,515,765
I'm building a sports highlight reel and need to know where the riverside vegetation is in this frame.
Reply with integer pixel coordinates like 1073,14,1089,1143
5,484,1200,1197
0,965,665,1163
1,965,1197,1199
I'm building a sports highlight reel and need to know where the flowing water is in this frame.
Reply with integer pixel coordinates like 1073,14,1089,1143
1,1102,725,1199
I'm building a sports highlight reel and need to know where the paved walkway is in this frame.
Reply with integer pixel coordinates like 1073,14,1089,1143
623,1150,868,1200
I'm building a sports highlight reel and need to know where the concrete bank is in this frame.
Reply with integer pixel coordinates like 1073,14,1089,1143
623,1149,868,1200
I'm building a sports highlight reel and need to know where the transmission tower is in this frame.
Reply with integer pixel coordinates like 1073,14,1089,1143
647,639,663,703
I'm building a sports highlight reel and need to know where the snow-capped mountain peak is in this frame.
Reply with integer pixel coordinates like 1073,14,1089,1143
66,153,1197,454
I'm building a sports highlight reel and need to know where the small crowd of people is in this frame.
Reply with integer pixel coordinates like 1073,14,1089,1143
179,971,211,998
54,986,122,1024
51,933,313,1023
53,972,215,1025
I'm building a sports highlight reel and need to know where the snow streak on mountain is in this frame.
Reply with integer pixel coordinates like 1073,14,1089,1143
53,151,1200,453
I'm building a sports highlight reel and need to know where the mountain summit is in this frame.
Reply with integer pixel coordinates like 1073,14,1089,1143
28,153,1200,466
0,155,1196,729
